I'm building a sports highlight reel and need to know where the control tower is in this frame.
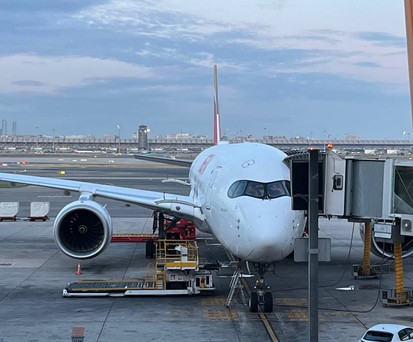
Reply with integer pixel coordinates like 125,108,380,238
138,125,150,151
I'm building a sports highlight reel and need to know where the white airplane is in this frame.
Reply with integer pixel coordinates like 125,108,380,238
0,66,305,312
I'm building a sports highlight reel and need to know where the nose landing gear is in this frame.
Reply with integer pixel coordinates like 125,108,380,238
225,261,275,312
248,262,275,313
249,277,273,313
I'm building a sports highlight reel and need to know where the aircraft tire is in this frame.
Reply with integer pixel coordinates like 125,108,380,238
263,292,273,313
249,292,259,312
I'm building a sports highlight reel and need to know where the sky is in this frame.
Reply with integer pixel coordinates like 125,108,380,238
0,0,411,140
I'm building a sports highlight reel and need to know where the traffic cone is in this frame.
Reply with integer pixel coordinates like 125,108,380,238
76,263,82,275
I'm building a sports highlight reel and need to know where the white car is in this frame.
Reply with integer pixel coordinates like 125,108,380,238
359,324,413,342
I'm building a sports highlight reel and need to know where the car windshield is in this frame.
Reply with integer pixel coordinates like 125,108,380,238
363,330,393,342
228,180,290,199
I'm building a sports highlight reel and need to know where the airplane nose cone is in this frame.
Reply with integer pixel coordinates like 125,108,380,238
246,208,297,262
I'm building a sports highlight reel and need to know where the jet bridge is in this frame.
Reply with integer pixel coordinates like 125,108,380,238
290,149,413,306
290,149,413,224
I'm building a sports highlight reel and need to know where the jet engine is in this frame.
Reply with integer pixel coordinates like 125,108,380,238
53,199,113,259
359,223,413,259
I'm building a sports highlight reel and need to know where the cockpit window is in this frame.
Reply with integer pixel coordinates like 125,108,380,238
228,180,248,198
228,180,290,199
267,181,289,198
245,182,265,198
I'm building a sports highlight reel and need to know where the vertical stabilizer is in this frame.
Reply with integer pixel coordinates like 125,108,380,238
213,65,221,145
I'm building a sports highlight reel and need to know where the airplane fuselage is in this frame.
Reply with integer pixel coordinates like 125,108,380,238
188,142,305,263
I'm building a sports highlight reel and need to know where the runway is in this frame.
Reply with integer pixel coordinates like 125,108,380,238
1,157,413,341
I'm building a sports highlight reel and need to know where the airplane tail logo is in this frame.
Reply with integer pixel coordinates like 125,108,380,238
213,65,221,145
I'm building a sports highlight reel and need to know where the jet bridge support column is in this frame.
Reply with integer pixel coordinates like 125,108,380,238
361,222,372,276
354,221,379,279
381,225,413,306
394,242,408,304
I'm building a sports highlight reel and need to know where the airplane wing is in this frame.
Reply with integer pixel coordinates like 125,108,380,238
0,172,201,216
134,154,193,167
0,170,205,260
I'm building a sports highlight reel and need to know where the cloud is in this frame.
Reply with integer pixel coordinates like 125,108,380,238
241,29,408,91
0,0,104,13
0,54,154,94
0,0,409,139
356,32,406,47
74,0,408,90
74,0,297,50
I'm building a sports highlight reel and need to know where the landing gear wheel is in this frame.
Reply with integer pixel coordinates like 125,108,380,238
249,292,259,312
263,292,273,313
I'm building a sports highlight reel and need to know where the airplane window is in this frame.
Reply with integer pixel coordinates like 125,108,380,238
245,182,265,198
228,180,247,198
267,180,290,199
227,180,290,199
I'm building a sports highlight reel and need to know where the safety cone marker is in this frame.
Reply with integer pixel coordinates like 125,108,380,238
76,263,82,275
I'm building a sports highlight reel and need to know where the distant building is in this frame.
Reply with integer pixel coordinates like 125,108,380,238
162,133,208,140
64,135,94,139
1,120,6,136
12,121,16,136
138,125,150,150
345,134,360,140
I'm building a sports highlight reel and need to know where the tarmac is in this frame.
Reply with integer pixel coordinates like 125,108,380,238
0,217,270,342
1,158,413,341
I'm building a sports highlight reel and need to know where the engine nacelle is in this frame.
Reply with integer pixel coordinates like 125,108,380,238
53,200,113,259
359,223,413,259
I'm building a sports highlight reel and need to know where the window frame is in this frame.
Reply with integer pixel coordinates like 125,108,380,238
227,180,290,200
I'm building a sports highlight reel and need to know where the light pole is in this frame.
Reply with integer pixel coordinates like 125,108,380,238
117,125,121,154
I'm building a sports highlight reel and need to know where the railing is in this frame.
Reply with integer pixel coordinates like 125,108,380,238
155,240,198,270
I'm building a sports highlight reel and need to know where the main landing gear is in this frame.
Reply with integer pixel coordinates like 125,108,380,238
249,262,274,313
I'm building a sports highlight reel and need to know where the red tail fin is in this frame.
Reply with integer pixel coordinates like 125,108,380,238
213,65,221,145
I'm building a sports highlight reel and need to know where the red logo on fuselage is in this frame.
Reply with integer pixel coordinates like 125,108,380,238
198,154,215,174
